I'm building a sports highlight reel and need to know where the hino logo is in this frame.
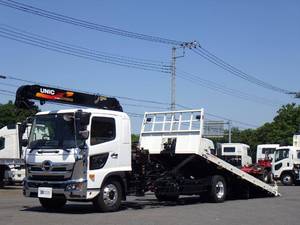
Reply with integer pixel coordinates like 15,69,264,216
41,160,53,171
40,88,55,95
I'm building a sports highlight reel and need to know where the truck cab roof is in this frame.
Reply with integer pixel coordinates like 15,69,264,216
36,108,130,119
221,143,250,148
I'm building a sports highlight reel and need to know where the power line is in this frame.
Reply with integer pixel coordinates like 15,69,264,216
192,47,293,94
0,88,14,94
176,69,285,107
0,24,171,74
0,74,257,128
176,103,258,128
0,91,14,97
0,1,294,96
0,0,183,46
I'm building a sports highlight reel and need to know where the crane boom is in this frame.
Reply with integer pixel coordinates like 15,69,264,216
15,85,123,111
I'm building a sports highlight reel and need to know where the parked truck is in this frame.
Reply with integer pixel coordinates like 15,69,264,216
0,123,29,187
256,144,279,163
217,143,252,167
272,134,300,185
217,143,278,183
16,85,279,212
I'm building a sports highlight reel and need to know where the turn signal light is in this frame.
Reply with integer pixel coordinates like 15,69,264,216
89,174,95,181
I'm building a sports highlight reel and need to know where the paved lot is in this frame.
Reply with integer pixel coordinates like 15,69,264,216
0,186,300,225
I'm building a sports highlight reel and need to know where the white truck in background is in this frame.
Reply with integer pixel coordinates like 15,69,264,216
272,133,300,185
16,85,279,212
0,123,29,186
217,143,252,167
256,144,279,163
218,143,279,183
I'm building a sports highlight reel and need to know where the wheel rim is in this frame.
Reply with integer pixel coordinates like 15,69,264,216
263,173,268,182
215,181,225,199
103,184,118,206
283,175,292,184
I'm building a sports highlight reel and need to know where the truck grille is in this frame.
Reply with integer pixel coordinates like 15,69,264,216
27,163,74,181
30,175,67,181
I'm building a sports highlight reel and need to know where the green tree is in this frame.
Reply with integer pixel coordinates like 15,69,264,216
131,134,139,143
0,101,39,128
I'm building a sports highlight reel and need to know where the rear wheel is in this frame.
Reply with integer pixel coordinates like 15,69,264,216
39,197,66,210
93,180,122,212
281,173,294,186
209,175,227,203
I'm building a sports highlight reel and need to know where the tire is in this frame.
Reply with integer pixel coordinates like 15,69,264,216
209,175,227,203
266,171,274,184
39,197,66,210
93,180,122,212
281,173,294,186
261,170,269,183
155,193,179,202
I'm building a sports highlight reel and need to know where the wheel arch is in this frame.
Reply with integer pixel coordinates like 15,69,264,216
102,171,127,200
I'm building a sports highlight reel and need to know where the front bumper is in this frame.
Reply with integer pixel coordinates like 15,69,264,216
23,178,87,200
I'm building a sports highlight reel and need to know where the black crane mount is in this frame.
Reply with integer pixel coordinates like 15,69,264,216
15,85,123,112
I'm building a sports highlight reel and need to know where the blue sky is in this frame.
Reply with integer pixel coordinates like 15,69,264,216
0,0,299,133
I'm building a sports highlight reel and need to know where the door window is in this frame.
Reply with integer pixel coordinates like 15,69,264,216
297,150,300,159
0,137,4,150
223,147,235,153
90,117,116,145
274,149,289,162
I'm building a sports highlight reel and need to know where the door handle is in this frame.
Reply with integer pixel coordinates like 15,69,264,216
111,153,118,159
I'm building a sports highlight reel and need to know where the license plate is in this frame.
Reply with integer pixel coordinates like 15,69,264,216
38,187,52,198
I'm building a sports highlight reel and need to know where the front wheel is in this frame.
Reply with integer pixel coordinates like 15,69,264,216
39,197,66,210
93,180,122,212
209,175,227,203
281,173,294,186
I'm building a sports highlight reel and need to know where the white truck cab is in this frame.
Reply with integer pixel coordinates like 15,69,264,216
272,145,300,185
24,108,131,202
256,144,279,163
219,143,252,167
0,124,29,185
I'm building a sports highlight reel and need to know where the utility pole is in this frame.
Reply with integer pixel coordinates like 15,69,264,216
171,47,176,111
228,120,232,143
170,41,198,110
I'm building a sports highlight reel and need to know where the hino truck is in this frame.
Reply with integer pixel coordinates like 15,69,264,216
272,134,300,185
0,123,29,187
16,85,279,212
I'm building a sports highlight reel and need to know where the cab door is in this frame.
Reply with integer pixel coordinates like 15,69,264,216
88,115,120,187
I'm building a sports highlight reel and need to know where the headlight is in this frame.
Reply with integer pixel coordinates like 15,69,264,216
65,182,85,191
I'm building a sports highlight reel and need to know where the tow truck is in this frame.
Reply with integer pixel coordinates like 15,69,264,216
16,84,279,212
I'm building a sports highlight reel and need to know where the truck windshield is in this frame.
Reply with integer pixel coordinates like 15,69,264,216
274,149,289,162
262,148,275,154
28,113,77,150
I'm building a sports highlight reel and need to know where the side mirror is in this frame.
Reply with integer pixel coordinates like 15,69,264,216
79,130,89,140
75,110,91,127
21,139,28,147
